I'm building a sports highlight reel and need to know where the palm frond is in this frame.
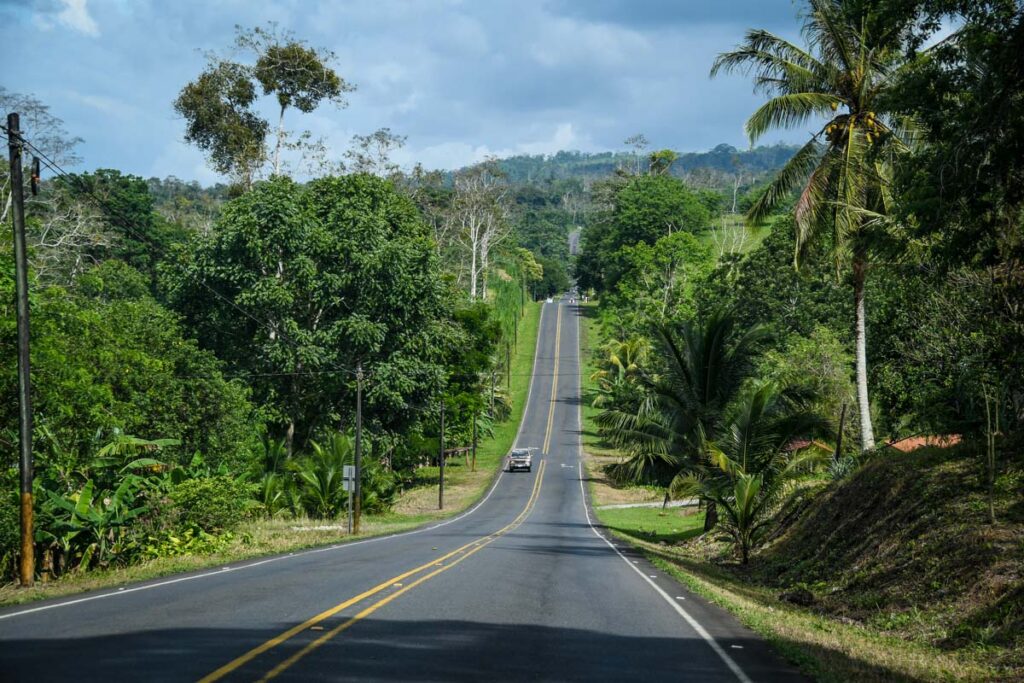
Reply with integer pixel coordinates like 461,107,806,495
748,136,823,226
745,92,841,143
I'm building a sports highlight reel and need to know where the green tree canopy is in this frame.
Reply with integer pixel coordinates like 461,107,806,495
162,175,457,453
0,256,261,474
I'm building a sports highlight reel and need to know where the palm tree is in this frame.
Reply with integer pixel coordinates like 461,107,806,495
590,336,650,410
596,311,768,523
699,382,831,563
711,0,914,451
598,314,829,559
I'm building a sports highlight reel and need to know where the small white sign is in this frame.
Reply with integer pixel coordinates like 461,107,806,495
343,465,355,479
343,480,353,492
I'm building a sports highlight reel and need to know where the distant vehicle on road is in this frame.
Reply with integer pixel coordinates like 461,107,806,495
507,448,534,472
545,297,553,303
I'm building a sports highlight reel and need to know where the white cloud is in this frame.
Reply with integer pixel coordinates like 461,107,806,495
57,0,99,37
66,91,136,118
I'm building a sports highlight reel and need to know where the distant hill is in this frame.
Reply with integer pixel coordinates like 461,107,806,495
492,143,798,183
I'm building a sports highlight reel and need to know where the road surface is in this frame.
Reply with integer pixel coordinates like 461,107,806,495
0,299,804,682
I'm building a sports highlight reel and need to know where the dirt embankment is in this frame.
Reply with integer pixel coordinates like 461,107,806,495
751,447,1023,675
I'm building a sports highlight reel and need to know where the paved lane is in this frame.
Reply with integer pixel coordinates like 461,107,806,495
0,299,803,682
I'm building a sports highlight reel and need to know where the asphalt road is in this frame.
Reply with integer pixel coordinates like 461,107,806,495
0,299,805,682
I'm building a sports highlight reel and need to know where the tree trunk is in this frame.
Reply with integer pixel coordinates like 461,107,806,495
853,256,876,451
273,104,286,176
285,419,295,459
703,500,718,532
469,237,478,300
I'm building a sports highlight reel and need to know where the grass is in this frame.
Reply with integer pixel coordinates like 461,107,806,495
0,301,544,608
643,547,991,682
594,505,704,545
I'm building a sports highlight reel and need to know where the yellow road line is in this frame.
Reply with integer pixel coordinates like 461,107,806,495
200,461,547,683
542,304,562,454
259,460,547,681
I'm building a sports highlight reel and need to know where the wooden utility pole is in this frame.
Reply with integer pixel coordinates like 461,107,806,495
7,113,34,587
353,362,363,533
506,342,511,388
471,413,477,472
438,400,445,510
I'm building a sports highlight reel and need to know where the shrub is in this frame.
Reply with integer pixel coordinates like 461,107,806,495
0,487,18,579
169,476,255,532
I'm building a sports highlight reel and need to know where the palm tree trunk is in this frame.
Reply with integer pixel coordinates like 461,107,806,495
703,500,718,532
853,256,876,451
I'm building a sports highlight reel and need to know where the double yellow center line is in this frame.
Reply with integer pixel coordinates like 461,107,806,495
201,460,547,682
542,304,562,454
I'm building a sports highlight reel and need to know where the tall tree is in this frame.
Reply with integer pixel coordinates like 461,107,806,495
162,175,456,454
240,24,354,175
711,0,913,450
174,24,353,187
448,161,511,300
344,128,407,177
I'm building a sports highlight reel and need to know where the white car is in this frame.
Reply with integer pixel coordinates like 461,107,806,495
507,448,534,472
545,297,553,303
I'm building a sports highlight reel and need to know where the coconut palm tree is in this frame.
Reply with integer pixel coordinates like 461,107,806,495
711,0,915,451
590,336,650,410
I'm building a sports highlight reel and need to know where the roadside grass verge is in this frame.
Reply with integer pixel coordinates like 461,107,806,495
394,299,542,515
639,541,992,682
0,301,543,608
594,505,704,545
591,499,994,681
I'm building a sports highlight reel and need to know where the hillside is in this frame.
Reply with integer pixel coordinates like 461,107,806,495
755,447,1023,673
494,143,798,183
627,446,1024,681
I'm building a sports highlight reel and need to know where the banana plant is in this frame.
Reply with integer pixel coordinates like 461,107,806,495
39,475,149,572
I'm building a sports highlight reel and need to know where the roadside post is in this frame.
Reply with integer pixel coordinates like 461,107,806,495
344,464,355,535
438,400,445,510
354,362,363,533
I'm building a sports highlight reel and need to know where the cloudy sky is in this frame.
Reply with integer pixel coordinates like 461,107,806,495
1,0,807,183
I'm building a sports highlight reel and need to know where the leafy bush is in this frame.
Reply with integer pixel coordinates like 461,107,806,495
140,526,236,560
169,476,255,533
0,485,19,578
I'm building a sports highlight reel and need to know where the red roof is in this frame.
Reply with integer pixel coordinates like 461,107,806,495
886,434,961,452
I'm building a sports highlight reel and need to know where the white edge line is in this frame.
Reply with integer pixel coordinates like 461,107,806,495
577,464,751,683
573,303,750,683
0,303,551,622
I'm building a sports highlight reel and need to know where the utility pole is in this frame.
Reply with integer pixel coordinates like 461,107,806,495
438,399,445,510
506,342,511,389
353,362,363,533
7,113,34,587
471,413,477,472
